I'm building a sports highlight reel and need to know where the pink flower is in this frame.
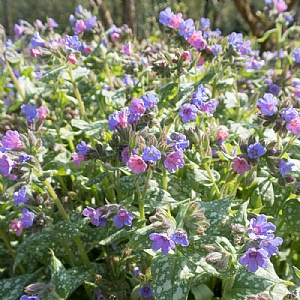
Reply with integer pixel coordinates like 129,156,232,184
10,220,24,236
232,157,251,175
68,53,77,64
286,116,300,135
71,153,85,168
164,151,185,173
127,155,147,174
275,0,288,12
30,48,42,58
121,42,133,56
37,106,47,120
111,32,120,42
217,130,229,140
1,130,22,150
169,13,184,29
188,31,207,50
0,154,16,177
196,56,205,68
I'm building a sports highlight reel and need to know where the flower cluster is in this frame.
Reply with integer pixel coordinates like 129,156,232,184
238,214,283,272
10,208,35,236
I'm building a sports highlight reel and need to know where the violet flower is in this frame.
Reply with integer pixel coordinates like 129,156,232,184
113,209,134,228
238,247,269,272
149,232,175,254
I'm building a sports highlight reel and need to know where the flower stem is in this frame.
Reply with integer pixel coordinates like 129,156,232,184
43,179,92,269
279,134,299,158
162,167,168,190
134,176,144,222
229,174,243,197
0,228,26,274
203,162,222,199
100,47,114,89
222,275,236,298
5,60,26,101
68,66,88,122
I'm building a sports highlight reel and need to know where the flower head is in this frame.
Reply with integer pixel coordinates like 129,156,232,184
71,153,85,168
228,32,243,48
76,141,91,155
292,47,300,63
2,130,22,150
48,18,58,28
169,13,184,29
188,31,207,50
149,232,175,254
138,285,153,298
30,32,46,48
113,209,134,228
19,208,34,228
200,99,218,116
281,106,298,122
164,151,185,173
0,154,16,176
159,7,174,25
85,16,97,31
247,143,267,159
201,17,210,28
278,159,294,177
37,106,47,120
167,133,189,152
179,19,195,39
10,220,24,236
211,44,222,56
19,154,31,164
82,206,104,226
65,35,82,51
286,116,300,135
121,42,133,56
269,84,281,95
238,247,269,272
232,157,251,175
248,214,276,240
129,98,146,115
142,94,158,110
14,186,29,206
127,155,147,174
257,93,278,116
179,103,197,123
20,295,40,300
170,230,189,246
133,266,141,276
108,109,129,131
259,234,283,257
142,146,161,162
21,104,38,122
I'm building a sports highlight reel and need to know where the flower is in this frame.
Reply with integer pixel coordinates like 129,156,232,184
142,94,158,110
19,208,34,228
286,116,300,135
179,103,197,123
269,84,281,95
281,106,298,122
191,84,209,107
292,47,300,63
14,186,29,206
232,157,251,175
76,141,91,155
179,18,195,39
19,154,31,164
278,159,294,177
1,130,22,150
113,209,134,228
167,133,189,152
259,234,283,257
127,155,147,174
37,106,47,120
228,32,243,48
257,93,278,116
85,16,97,31
188,31,207,50
0,154,16,176
121,42,133,56
133,266,141,276
201,17,210,28
21,104,38,122
247,143,267,159
217,130,229,140
65,35,82,51
30,32,46,48
169,13,184,29
164,151,185,173
71,153,85,168
121,147,130,163
82,206,104,226
159,7,174,25
170,230,189,246
211,44,222,56
149,233,176,254
108,109,129,131
275,0,288,12
138,285,153,298
48,18,58,28
20,295,40,300
142,146,161,162
248,214,276,240
129,98,146,115
238,247,269,272
200,99,218,116
10,220,24,236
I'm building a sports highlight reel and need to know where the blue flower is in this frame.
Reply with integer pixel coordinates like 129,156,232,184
228,32,243,48
247,143,267,159
113,209,134,228
159,7,174,25
76,141,91,155
292,47,300,63
269,84,281,95
238,247,269,273
171,230,189,246
259,234,283,257
167,133,189,152
30,32,45,48
19,208,34,228
179,103,198,123
65,35,82,51
211,44,222,56
201,17,210,28
248,214,276,240
149,232,175,254
257,93,278,116
281,106,298,122
13,186,29,206
21,104,38,122
138,285,153,298
142,145,161,162
19,154,31,164
142,93,158,110
278,159,294,177
179,19,195,39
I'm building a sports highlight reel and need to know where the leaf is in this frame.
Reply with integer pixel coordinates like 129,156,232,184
17,76,37,100
60,66,90,81
71,119,107,137
282,198,300,236
144,187,179,210
49,249,70,299
190,284,214,300
151,254,196,300
127,224,155,250
86,172,110,186
67,267,93,297
232,200,249,227
293,266,300,279
0,273,36,300
257,178,274,207
157,82,178,103
40,66,66,83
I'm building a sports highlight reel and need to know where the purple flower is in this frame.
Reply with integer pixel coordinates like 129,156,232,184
269,84,281,95
278,159,294,177
138,285,153,298
170,230,189,246
201,17,210,28
0,154,15,176
259,234,283,257
247,143,267,159
82,206,104,226
48,18,58,28
71,153,85,168
133,266,141,276
167,133,189,152
142,145,161,162
281,106,298,122
129,98,146,115
121,147,130,163
248,214,276,240
123,74,135,86
159,7,174,25
65,35,82,51
20,295,40,300
286,116,300,135
10,220,24,236
14,24,24,37
179,19,195,39
74,19,86,35
75,5,83,15
113,209,134,228
211,44,222,56
200,99,218,116
257,93,278,116
30,32,46,48
142,94,158,110
164,151,185,173
108,109,129,131
239,40,252,55
19,154,31,164
76,141,91,155
85,16,97,31
36,19,43,29
21,104,38,122
292,47,300,63
264,78,273,85
2,130,22,150
14,186,29,206
127,155,147,174
191,84,209,107
232,157,251,174
228,32,243,48
238,247,269,272
179,103,198,123
19,208,34,228
149,232,176,254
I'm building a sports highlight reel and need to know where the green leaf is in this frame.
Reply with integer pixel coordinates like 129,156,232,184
71,119,107,137
190,284,214,300
61,66,90,81
40,66,67,83
151,254,196,300
49,249,70,299
257,178,274,207
144,187,179,210
17,76,37,100
282,198,300,236
232,200,249,227
157,82,178,103
67,267,93,297
127,224,155,250
0,273,36,300
293,266,300,279
86,172,110,186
